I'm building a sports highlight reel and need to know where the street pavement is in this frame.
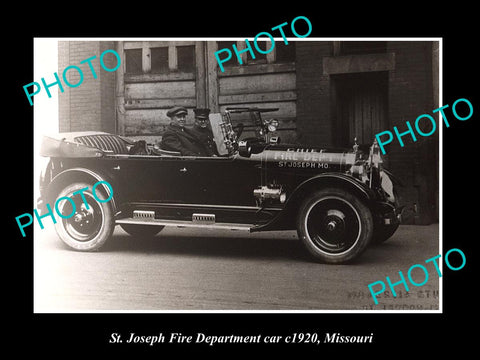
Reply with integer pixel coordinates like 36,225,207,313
34,223,440,312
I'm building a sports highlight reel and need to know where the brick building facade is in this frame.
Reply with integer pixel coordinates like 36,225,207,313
58,41,116,133
57,39,439,224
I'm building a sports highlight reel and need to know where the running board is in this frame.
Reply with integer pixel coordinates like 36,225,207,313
116,217,253,231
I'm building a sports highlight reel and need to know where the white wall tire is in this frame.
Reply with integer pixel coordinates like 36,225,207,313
53,182,114,251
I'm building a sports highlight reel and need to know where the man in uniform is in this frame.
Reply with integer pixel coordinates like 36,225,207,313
160,106,209,156
190,108,218,157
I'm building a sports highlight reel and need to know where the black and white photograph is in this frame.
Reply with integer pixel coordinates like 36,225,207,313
10,8,478,355
32,38,441,312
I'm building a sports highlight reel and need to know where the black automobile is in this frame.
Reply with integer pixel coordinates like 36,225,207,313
37,107,403,264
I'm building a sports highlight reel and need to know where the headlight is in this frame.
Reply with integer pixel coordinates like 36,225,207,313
267,118,279,132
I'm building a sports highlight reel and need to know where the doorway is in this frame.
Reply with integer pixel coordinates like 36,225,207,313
333,71,388,149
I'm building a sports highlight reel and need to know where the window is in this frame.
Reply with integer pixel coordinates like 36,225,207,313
275,41,295,63
123,42,197,76
151,47,169,73
125,48,142,74
216,41,237,69
177,45,195,72
248,41,267,64
216,40,296,68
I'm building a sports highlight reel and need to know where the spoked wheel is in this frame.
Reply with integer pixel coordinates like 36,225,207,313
54,182,114,251
297,188,373,264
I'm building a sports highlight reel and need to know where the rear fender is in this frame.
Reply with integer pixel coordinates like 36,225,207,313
43,167,119,215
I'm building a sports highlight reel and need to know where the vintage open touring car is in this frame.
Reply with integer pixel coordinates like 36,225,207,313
37,107,403,264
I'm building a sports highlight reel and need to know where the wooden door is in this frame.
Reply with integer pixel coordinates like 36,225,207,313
335,72,388,148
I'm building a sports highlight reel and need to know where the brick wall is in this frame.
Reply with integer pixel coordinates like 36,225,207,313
386,41,438,224
295,41,333,146
58,41,116,133
295,41,438,224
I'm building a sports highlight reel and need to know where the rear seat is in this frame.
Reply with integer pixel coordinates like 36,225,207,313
74,134,130,154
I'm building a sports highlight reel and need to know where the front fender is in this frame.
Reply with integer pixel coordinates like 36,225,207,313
252,173,375,232
292,173,375,202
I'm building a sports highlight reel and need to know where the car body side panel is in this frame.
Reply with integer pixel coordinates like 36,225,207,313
103,155,262,206
38,132,401,232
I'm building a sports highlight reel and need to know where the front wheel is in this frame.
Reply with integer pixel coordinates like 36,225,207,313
297,188,373,264
53,182,114,251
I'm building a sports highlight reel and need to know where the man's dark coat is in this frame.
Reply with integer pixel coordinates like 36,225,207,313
160,123,212,156
189,125,218,157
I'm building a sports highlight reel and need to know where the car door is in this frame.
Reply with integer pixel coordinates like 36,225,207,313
111,155,205,204
173,155,262,207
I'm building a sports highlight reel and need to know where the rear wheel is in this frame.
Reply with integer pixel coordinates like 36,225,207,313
53,182,114,251
297,188,373,264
